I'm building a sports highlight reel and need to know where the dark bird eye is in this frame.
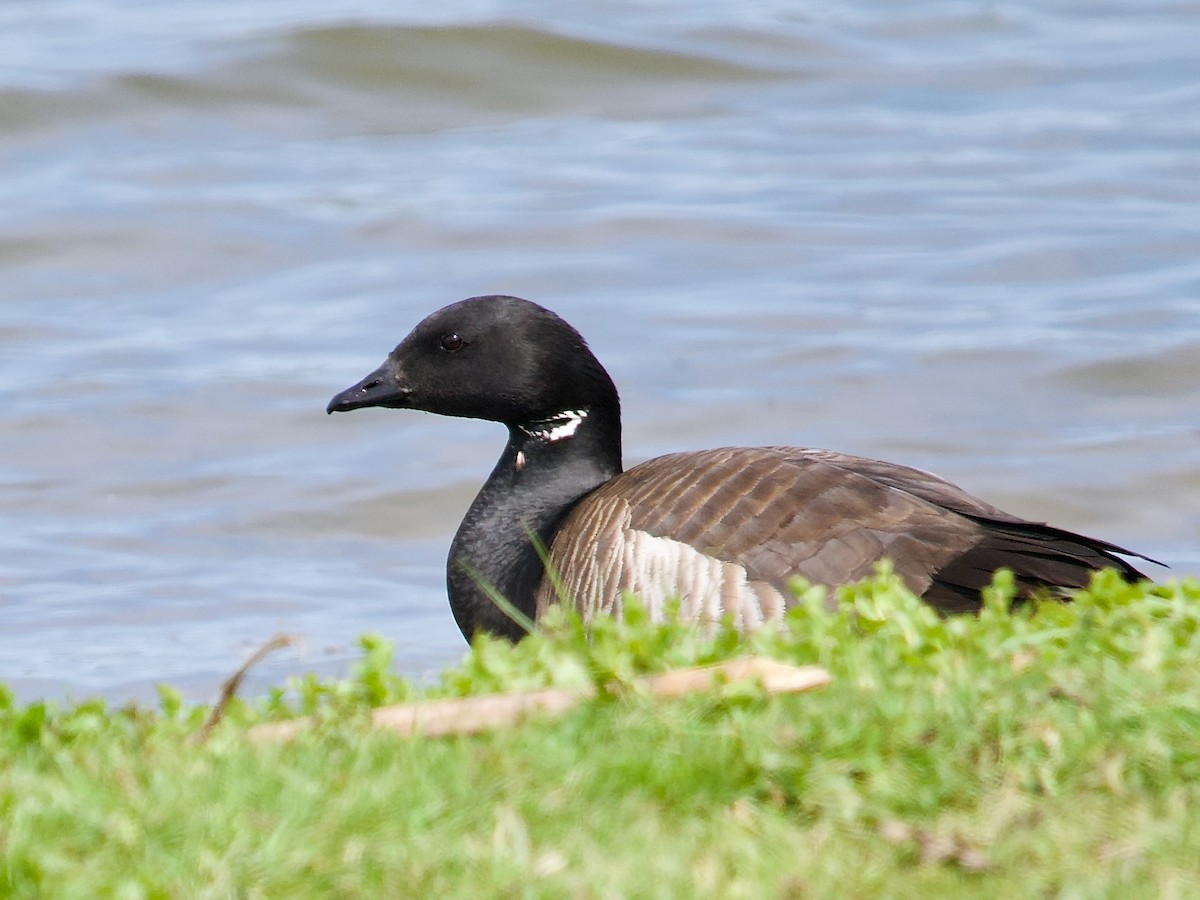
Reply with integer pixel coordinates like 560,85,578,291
440,333,466,352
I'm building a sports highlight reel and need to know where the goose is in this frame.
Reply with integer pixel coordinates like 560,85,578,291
327,295,1152,642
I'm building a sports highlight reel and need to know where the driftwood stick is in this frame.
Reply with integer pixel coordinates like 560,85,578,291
249,657,831,743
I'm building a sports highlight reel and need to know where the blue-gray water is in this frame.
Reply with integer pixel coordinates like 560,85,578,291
2,1,1198,703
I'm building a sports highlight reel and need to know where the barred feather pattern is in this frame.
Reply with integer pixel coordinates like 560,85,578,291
534,447,1145,623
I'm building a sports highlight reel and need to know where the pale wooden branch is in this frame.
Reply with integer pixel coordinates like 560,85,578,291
248,657,831,743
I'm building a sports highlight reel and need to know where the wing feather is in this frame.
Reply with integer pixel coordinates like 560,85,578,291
536,447,1147,622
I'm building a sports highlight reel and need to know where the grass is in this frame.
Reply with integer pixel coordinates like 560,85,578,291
3,568,1200,898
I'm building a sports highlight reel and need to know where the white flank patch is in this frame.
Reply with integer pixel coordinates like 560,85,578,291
535,497,790,630
620,529,729,624
585,529,785,630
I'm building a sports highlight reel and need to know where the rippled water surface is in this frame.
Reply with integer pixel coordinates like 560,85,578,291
3,0,1198,701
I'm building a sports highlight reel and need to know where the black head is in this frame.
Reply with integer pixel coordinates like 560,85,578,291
327,295,620,427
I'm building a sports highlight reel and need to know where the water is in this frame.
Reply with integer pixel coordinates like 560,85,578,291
3,1,1198,703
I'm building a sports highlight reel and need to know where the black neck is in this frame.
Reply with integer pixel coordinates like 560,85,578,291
446,406,622,641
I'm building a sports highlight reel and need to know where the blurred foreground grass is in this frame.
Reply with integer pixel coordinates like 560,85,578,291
3,569,1199,898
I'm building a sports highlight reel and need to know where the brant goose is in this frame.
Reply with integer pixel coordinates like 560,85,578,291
328,295,1152,642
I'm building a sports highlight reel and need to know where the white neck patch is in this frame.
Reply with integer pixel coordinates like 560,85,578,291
521,408,588,443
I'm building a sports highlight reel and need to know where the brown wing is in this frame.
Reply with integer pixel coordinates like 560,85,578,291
537,447,1147,623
